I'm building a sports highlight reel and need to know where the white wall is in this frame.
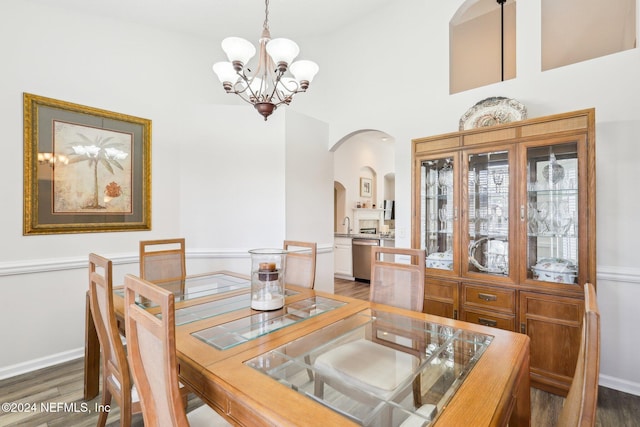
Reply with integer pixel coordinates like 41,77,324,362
284,110,334,293
0,1,333,376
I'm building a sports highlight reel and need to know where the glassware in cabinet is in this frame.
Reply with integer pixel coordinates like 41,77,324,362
525,142,579,284
466,150,510,276
420,157,455,271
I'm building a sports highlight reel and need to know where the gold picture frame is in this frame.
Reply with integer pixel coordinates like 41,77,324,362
23,93,151,235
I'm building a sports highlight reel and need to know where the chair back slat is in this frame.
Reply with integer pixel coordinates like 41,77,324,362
140,238,186,283
283,240,317,289
88,254,129,386
88,253,139,424
370,247,425,312
557,282,600,427
124,274,189,427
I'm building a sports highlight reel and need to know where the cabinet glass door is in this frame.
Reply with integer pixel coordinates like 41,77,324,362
526,142,579,284
467,150,510,276
420,157,455,271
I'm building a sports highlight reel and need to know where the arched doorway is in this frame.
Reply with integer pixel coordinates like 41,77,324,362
332,129,395,233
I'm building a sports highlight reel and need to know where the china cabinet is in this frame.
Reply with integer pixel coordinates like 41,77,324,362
411,109,596,395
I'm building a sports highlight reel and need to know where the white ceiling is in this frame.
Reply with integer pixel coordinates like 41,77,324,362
25,0,391,42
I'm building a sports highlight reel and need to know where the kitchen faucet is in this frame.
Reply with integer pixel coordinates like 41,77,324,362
342,216,352,234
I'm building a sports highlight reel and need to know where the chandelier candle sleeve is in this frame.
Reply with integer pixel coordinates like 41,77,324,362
212,0,319,120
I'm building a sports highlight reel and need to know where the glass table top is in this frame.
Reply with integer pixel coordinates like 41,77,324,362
244,309,493,427
115,272,251,303
192,296,347,350
116,272,300,326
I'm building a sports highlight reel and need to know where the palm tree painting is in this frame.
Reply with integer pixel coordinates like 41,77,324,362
52,121,132,213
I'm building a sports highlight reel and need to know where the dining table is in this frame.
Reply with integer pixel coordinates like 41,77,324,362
83,270,530,427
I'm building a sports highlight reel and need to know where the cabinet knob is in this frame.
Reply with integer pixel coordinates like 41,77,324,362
520,204,525,221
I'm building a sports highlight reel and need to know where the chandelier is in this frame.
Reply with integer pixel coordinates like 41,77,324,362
212,0,319,121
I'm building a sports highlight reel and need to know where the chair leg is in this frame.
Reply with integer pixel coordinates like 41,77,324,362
303,355,314,382
120,391,132,427
97,383,111,427
181,387,189,409
314,374,325,399
412,376,422,408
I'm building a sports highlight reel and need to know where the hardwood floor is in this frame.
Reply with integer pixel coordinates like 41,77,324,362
0,278,637,426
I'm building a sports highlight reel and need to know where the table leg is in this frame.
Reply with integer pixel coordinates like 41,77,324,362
509,350,531,427
83,291,100,400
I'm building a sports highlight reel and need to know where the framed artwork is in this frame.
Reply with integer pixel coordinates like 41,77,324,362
360,177,372,198
23,93,152,235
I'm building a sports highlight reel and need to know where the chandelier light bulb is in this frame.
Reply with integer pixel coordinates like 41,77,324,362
266,38,300,71
290,60,319,89
212,62,239,89
221,37,256,70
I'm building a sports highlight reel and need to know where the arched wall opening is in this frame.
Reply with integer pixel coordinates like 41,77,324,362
332,129,395,234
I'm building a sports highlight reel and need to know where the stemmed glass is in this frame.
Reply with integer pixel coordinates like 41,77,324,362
429,211,437,232
439,161,453,195
427,170,436,195
438,170,449,195
492,170,504,193
555,201,573,235
537,202,550,234
438,205,448,231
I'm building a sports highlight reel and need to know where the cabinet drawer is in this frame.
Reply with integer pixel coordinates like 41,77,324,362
424,278,459,319
520,292,583,323
425,278,457,301
462,283,515,314
462,309,516,331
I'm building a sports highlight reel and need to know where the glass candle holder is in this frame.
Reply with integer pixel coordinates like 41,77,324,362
249,248,287,310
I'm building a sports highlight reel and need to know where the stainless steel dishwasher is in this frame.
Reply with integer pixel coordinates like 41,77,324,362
352,238,380,282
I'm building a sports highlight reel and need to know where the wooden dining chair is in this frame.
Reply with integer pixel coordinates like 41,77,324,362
139,238,186,284
369,246,426,312
313,247,428,424
88,253,142,427
557,283,600,427
283,240,317,288
123,274,231,427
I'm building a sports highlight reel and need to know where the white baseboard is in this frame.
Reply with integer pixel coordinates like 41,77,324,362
599,374,640,397
0,348,84,380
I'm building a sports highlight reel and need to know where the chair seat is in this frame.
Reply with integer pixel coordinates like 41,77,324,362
187,404,231,426
314,339,419,398
399,404,437,427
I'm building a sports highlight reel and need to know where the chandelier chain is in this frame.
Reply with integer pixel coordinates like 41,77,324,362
263,0,270,31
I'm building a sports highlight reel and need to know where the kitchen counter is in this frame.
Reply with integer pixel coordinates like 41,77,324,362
334,233,395,241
